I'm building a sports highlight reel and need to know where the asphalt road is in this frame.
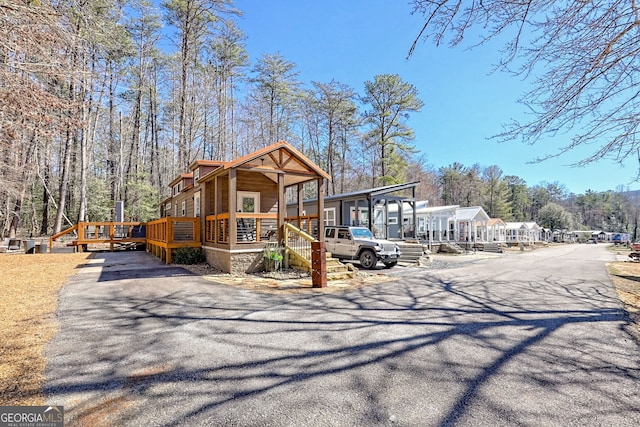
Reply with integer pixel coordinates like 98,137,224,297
44,245,640,426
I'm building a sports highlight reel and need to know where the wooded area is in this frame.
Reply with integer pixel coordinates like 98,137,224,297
1,0,638,240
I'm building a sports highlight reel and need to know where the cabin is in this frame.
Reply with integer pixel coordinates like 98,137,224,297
285,182,420,240
504,222,542,244
487,218,507,242
161,141,331,274
403,204,459,243
455,206,491,243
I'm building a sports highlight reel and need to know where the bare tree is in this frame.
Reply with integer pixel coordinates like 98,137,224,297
162,0,239,170
409,1,640,171
0,0,77,236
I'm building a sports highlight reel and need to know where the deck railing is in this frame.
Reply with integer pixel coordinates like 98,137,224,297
50,222,145,251
146,217,200,263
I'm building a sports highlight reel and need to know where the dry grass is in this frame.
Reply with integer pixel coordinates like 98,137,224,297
607,261,640,336
0,253,90,406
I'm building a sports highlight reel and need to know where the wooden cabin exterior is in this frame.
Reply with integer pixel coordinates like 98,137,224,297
162,141,330,274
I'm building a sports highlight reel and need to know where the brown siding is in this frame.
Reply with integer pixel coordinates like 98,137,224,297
236,170,278,214
170,189,195,217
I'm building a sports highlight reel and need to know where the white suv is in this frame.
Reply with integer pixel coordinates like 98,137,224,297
324,226,402,269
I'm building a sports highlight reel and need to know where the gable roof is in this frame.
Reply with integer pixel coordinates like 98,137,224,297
200,141,330,187
488,218,506,226
227,141,330,177
168,173,193,187
455,206,490,222
505,222,530,230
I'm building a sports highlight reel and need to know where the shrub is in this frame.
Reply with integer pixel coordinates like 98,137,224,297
173,247,205,265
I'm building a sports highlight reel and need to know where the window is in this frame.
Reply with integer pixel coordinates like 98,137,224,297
194,192,201,217
181,201,186,216
350,206,368,226
325,228,335,238
337,228,351,239
324,208,336,226
237,191,260,213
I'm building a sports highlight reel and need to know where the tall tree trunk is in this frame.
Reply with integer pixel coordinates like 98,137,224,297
54,127,72,234
39,161,51,236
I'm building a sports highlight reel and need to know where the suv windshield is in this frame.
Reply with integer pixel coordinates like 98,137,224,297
351,227,374,239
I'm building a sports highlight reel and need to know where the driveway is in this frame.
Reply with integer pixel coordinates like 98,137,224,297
44,245,640,426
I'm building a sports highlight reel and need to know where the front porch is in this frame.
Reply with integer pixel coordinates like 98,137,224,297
175,141,331,275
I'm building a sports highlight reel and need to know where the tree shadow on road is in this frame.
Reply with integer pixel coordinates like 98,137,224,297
44,271,640,426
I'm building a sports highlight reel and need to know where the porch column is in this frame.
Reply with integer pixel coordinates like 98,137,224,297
412,187,417,239
229,169,237,245
384,202,390,239
317,178,325,240
199,180,206,243
297,183,304,229
213,176,218,242
354,199,359,226
398,201,404,240
277,173,285,240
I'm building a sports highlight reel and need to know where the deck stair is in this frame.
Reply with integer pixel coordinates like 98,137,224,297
287,250,356,280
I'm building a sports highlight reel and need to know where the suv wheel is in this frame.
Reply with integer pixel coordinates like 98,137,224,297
359,249,377,269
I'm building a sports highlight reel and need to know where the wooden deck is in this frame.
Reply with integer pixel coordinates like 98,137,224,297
50,218,201,264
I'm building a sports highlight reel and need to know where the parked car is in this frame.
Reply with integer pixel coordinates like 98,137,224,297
586,238,597,244
324,225,401,269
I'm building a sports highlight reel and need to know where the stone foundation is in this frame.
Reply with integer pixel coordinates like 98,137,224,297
204,247,264,274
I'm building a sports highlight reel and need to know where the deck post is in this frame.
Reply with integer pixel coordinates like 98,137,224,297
77,223,84,252
109,223,114,252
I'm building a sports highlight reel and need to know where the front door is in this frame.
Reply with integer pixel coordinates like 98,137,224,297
237,191,260,241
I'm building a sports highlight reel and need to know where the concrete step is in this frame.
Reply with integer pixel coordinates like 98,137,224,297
482,242,504,253
397,242,426,263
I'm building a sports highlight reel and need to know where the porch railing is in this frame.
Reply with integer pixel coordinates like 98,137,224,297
205,213,278,244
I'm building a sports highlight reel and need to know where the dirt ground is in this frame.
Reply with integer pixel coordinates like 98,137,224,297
1,250,638,407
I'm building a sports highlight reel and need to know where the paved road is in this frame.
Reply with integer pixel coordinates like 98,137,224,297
44,245,640,426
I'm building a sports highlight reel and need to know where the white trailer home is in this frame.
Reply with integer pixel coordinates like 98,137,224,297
504,222,542,244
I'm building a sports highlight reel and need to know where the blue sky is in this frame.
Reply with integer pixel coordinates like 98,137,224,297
232,0,637,195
